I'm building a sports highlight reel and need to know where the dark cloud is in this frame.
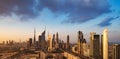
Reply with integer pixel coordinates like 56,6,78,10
0,0,111,23
0,0,40,19
98,16,120,27
39,0,111,23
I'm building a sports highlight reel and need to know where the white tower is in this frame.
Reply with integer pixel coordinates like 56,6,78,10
103,29,108,59
48,34,53,52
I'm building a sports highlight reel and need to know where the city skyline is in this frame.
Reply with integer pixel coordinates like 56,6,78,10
0,0,120,59
0,28,119,59
0,0,120,43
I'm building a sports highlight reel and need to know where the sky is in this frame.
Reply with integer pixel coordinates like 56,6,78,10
0,0,120,43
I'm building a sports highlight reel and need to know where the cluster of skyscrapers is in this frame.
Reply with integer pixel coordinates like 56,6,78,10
26,29,120,59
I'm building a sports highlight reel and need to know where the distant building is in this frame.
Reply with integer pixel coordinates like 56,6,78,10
29,38,32,47
48,34,52,52
77,31,87,56
33,28,36,45
52,34,55,48
90,32,100,59
77,31,83,55
66,35,70,50
101,35,103,59
103,29,108,59
82,39,88,56
48,34,56,52
39,30,46,50
56,32,59,43
112,44,120,59
61,40,66,49
6,41,8,45
38,35,41,48
55,32,59,48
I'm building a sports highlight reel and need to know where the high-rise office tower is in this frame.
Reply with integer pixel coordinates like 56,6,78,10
29,38,32,47
38,35,41,48
101,35,103,59
90,32,100,59
103,29,108,59
48,34,53,52
112,44,120,59
55,32,59,48
56,32,59,44
52,34,55,47
6,41,8,45
47,32,50,47
34,28,36,44
61,40,66,49
77,31,83,55
82,39,87,56
59,39,62,48
66,35,70,50
40,30,46,50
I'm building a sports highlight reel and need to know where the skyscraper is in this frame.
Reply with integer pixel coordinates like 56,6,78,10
55,32,59,48
112,44,120,59
34,28,36,44
90,32,100,59
82,39,87,56
56,32,59,44
29,38,32,47
40,30,46,50
103,29,108,59
48,34,52,52
101,35,103,59
52,34,55,48
38,35,41,48
77,31,83,55
66,35,70,50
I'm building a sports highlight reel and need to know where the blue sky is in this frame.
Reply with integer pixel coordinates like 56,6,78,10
0,0,120,43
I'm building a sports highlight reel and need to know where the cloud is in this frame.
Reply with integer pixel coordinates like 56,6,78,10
0,0,40,19
98,16,120,27
0,0,111,23
39,0,111,23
